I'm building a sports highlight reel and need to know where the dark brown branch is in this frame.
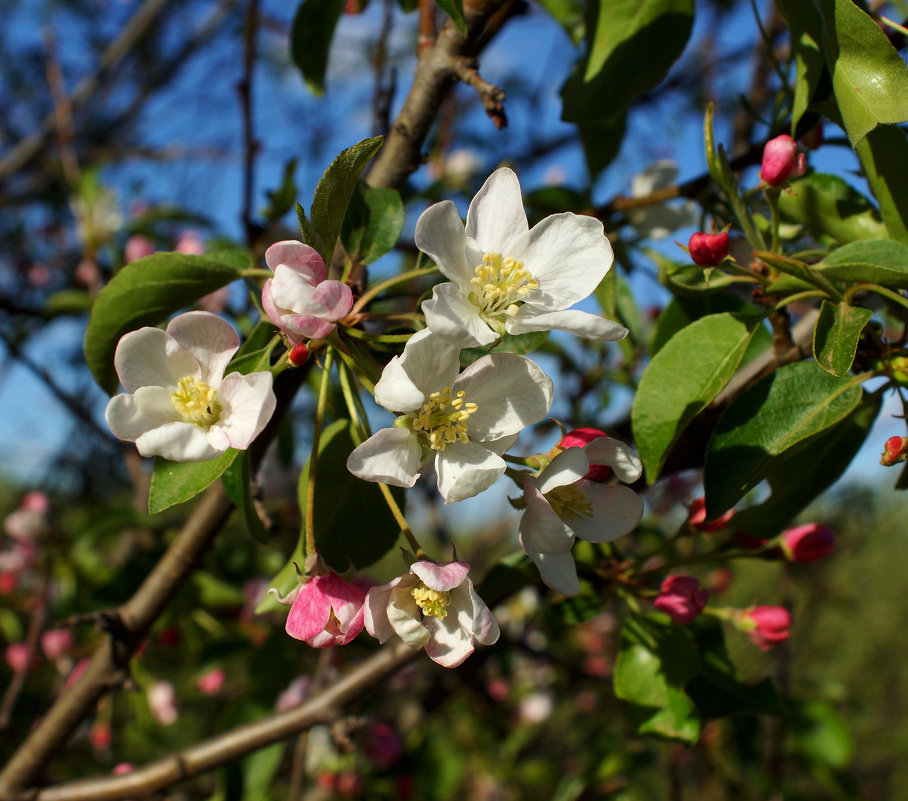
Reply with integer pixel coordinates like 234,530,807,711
238,0,260,247
450,56,507,129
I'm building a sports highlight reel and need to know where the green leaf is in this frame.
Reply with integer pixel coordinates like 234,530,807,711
788,700,854,769
460,331,549,365
290,0,344,96
309,136,384,264
815,0,908,146
536,0,585,45
340,182,404,264
632,313,764,483
854,125,908,242
729,391,880,535
193,569,247,608
775,0,828,133
577,114,627,179
227,320,279,376
296,202,325,256
300,419,403,570
561,0,694,124
148,449,239,515
84,252,243,393
434,0,466,36
221,452,269,544
778,172,886,244
44,289,93,317
614,615,701,744
817,238,908,287
703,360,864,517
650,295,767,356
813,300,872,376
755,250,842,298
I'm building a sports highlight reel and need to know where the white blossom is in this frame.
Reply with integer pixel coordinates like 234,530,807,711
626,160,698,240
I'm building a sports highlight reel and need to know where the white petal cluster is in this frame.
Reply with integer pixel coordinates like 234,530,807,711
626,161,698,240
105,311,276,461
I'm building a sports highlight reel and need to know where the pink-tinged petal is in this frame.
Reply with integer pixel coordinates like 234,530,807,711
285,580,333,641
261,279,283,329
531,549,580,596
270,264,319,311
396,329,462,397
106,386,181,442
566,483,644,543
307,280,353,321
536,448,589,495
465,168,529,255
364,581,399,642
217,371,276,450
387,583,430,648
320,574,367,640
465,582,499,644
414,200,473,286
410,560,469,592
308,630,340,647
582,438,642,483
374,356,425,413
114,328,199,393
134,421,224,461
520,479,575,554
435,441,505,503
422,282,498,347
278,313,337,341
507,308,627,343
347,429,423,487
455,354,553,440
521,213,612,310
265,240,326,284
422,611,475,667
166,312,239,385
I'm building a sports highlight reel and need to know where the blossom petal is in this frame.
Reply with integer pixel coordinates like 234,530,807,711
166,311,239,385
388,583,430,648
134,421,225,461
520,479,575,554
279,314,337,341
435,441,505,503
568,483,644,543
411,560,470,592
396,329,462,397
265,240,326,284
422,609,475,668
536,448,589,496
364,579,403,643
529,550,580,597
114,328,199,393
307,279,353,321
482,433,518,455
320,574,367,642
374,357,425,413
522,213,613,310
285,580,333,642
217,371,276,450
464,168,529,254
456,354,553,440
422,282,498,347
466,582,499,645
507,308,627,343
270,264,319,311
347,429,422,487
583,438,643,483
105,386,181,442
414,200,473,286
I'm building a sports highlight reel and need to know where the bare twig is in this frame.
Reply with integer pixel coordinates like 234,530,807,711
238,0,260,247
418,0,436,53
451,56,507,128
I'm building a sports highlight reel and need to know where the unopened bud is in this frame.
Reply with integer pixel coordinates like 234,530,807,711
653,575,709,625
760,134,807,187
687,497,735,532
288,342,310,367
881,435,908,466
557,428,611,481
688,231,730,267
779,523,836,563
736,605,791,650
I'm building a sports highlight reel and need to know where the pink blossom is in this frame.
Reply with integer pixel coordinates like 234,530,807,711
285,573,366,648
760,135,806,187
74,258,101,290
175,229,205,255
124,235,155,263
6,643,31,672
27,264,51,288
275,676,312,711
653,575,709,625
738,606,791,650
90,722,112,749
41,628,73,661
112,763,134,775
780,523,836,563
687,497,735,532
0,573,17,594
558,428,611,481
147,680,179,725
65,658,90,688
688,231,730,267
196,667,226,696
4,493,49,541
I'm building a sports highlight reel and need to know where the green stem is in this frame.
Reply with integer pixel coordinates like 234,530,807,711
304,348,335,573
641,548,770,574
240,268,273,279
350,266,438,315
772,290,828,311
845,283,908,312
343,329,415,343
765,186,782,253
377,482,424,557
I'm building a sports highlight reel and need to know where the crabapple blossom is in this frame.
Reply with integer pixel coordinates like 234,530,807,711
105,311,276,461
626,161,698,240
347,330,553,503
736,606,791,650
364,560,499,667
653,575,709,624
283,573,366,647
688,231,730,267
780,523,836,563
557,427,612,481
4,492,49,540
41,629,73,661
760,134,806,187
124,235,155,263
518,436,644,596
147,680,179,725
196,667,226,696
416,167,627,347
261,240,353,343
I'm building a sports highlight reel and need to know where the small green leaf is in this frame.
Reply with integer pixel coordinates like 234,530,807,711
309,136,384,264
227,320,279,376
813,300,872,376
296,202,326,256
775,0,827,134
434,0,466,36
632,313,764,483
817,238,908,287
290,0,344,96
704,361,864,517
650,295,767,356
755,250,842,298
84,252,243,393
788,700,854,769
148,449,239,515
340,182,404,264
221,452,269,544
855,125,908,242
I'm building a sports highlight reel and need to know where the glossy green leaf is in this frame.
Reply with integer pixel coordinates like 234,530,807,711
775,0,827,133
84,252,245,394
813,300,872,376
650,295,767,356
778,172,886,244
434,0,466,36
704,361,864,517
818,238,908,287
221,451,269,544
632,313,764,483
148,449,239,515
309,136,384,264
300,419,403,571
536,0,585,45
561,0,694,124
755,250,841,298
296,201,325,257
340,182,404,264
577,114,626,179
290,0,344,97
855,125,908,242
814,0,908,146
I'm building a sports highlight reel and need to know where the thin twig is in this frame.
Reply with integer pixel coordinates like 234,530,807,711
450,56,507,128
239,0,260,247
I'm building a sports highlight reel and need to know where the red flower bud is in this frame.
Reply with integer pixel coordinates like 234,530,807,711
288,342,310,367
881,435,908,466
760,134,807,187
557,427,611,481
780,523,836,562
687,497,735,532
653,575,709,625
688,231,730,267
738,605,791,650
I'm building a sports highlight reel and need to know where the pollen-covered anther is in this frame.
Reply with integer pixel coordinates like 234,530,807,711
411,582,451,619
468,252,539,322
545,483,594,521
412,387,478,451
170,376,222,426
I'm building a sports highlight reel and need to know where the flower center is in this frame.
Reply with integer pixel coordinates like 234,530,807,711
411,582,451,619
410,387,478,451
545,484,594,521
170,376,222,427
467,252,538,333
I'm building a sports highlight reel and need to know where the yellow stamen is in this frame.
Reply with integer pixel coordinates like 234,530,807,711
410,387,478,451
412,582,451,619
545,483,594,521
467,252,539,333
170,376,222,427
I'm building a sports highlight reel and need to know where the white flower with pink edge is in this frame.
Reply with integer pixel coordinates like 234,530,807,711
261,240,353,343
105,311,276,462
364,560,499,667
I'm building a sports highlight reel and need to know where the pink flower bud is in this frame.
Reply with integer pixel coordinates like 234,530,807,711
688,231,730,267
285,573,366,648
196,667,226,696
780,523,836,562
6,643,31,673
175,229,205,255
41,628,73,661
734,529,767,550
557,428,611,481
74,258,101,290
738,606,791,650
147,680,179,725
881,435,908,466
288,342,310,367
687,497,735,532
653,575,709,624
21,492,49,514
760,135,807,187
124,235,155,263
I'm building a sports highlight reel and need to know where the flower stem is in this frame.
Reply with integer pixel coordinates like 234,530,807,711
377,482,424,557
304,348,335,573
350,266,438,316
